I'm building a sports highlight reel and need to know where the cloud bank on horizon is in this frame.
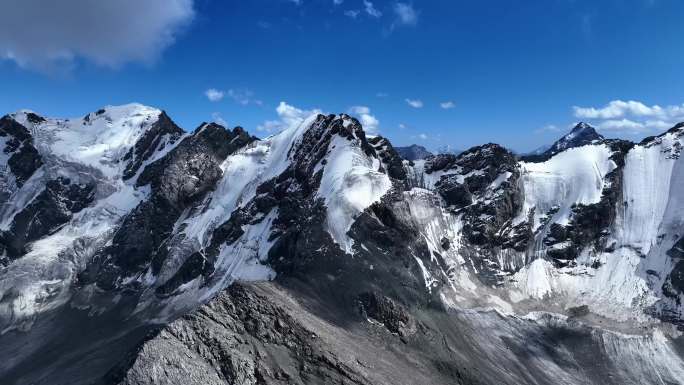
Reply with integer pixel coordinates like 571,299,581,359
573,100,684,134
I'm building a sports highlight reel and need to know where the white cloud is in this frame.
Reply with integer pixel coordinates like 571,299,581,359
534,124,561,134
418,133,428,140
0,0,194,71
344,10,361,19
211,112,227,127
573,100,672,119
205,88,225,102
257,101,321,133
364,1,382,18
596,119,648,133
227,89,262,106
376,92,389,98
405,98,423,108
349,105,380,133
596,119,675,134
393,3,418,26
573,99,684,135
440,101,455,109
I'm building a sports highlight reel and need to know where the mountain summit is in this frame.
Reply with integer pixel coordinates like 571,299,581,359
1,105,684,385
524,122,604,161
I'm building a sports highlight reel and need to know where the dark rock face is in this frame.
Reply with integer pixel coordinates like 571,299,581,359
0,116,43,186
369,136,408,181
357,291,416,337
122,111,184,180
436,176,471,208
80,123,255,291
395,144,433,161
665,237,684,300
522,122,604,162
0,177,94,263
423,144,530,285
440,144,523,246
424,153,458,173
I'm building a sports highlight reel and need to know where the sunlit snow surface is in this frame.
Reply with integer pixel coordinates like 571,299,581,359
316,135,392,253
518,144,616,229
0,104,172,333
403,136,684,327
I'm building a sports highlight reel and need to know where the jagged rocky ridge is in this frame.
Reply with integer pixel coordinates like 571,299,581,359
0,105,683,384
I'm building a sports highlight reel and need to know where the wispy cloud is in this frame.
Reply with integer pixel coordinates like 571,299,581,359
440,101,455,109
364,1,382,18
211,112,227,126
205,88,225,102
405,98,423,108
393,3,418,26
344,9,360,19
227,89,262,106
349,105,380,133
534,124,561,134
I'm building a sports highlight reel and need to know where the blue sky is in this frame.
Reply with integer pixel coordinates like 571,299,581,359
0,0,683,152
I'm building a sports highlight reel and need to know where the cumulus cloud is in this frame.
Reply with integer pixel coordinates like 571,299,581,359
205,89,225,102
393,3,418,26
257,102,321,134
440,101,455,109
573,100,677,120
349,106,380,133
364,1,382,18
595,119,674,134
405,98,423,108
0,0,194,71
573,100,684,135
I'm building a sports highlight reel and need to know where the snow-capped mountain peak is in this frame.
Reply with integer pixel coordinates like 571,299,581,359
524,121,605,161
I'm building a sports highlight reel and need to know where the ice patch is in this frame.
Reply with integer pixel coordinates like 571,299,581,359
317,135,392,253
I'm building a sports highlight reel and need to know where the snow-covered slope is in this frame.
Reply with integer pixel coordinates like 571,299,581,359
1,106,684,385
